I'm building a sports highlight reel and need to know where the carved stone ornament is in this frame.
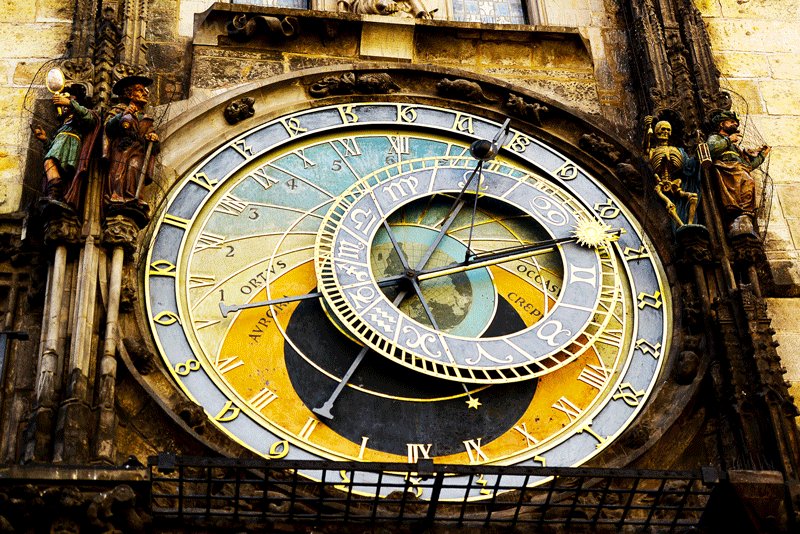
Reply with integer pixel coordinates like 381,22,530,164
42,213,81,246
505,93,548,126
0,483,150,533
579,133,623,166
309,72,400,98
729,233,766,267
674,350,700,385
338,0,433,18
176,400,208,435
111,63,151,87
102,214,141,251
675,224,713,266
60,58,94,86
223,97,255,125
123,337,156,375
227,14,298,42
436,78,495,104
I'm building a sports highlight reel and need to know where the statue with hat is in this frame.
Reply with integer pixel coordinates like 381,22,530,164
706,110,770,233
104,75,159,213
32,81,100,210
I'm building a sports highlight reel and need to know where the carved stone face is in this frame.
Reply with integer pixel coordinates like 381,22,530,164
654,121,672,141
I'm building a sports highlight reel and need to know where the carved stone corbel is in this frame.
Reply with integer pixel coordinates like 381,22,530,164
227,14,299,43
224,97,255,125
436,78,495,104
309,72,400,98
504,94,548,126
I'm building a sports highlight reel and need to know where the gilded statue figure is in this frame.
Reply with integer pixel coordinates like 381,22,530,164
706,111,770,219
644,117,699,227
32,85,100,209
104,75,159,209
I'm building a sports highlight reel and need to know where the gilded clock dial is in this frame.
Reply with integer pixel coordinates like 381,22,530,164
145,103,670,500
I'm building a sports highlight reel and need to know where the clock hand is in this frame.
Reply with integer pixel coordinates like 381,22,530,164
384,226,622,284
219,277,403,317
381,220,441,329
313,209,480,418
313,280,420,420
420,235,577,280
463,118,512,262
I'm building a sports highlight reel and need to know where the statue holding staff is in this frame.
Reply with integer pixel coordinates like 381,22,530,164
104,75,159,210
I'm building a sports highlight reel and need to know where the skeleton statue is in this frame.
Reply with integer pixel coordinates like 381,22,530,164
644,117,699,227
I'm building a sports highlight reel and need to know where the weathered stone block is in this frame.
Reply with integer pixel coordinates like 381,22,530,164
760,80,800,116
12,60,49,86
775,332,800,380
416,32,478,65
695,0,723,17
769,258,800,293
766,298,800,332
768,54,800,80
35,0,74,22
717,0,800,21
714,51,772,78
0,149,22,213
191,57,285,89
707,20,800,54
777,184,800,219
765,146,800,184
750,115,800,147
147,8,180,42
765,225,793,253
0,2,36,23
722,79,765,114
0,23,69,58
361,19,414,60
530,38,592,70
0,87,26,117
478,40,533,67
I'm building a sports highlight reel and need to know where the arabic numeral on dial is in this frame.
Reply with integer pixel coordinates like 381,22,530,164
225,245,235,257
530,196,569,226
287,178,298,190
174,358,201,376
332,160,342,171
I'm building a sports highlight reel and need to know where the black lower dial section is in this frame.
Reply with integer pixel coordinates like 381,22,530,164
285,294,537,457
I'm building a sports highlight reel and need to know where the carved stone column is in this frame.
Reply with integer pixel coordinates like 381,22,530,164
94,214,142,464
53,165,103,464
23,213,81,462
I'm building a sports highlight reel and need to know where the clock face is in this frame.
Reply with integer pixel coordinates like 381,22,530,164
145,103,670,500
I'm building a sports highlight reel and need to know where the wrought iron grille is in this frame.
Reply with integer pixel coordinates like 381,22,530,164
148,454,720,531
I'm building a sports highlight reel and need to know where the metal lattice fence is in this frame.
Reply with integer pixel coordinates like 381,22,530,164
148,454,720,531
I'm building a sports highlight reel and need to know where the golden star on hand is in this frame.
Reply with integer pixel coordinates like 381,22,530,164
466,397,482,410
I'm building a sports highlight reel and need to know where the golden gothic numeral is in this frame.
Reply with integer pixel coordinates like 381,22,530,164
339,105,358,123
613,383,646,407
188,171,218,190
153,311,181,326
214,400,240,422
552,161,578,181
174,358,200,376
149,260,176,277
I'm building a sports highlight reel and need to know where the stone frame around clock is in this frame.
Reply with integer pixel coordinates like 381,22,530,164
126,63,696,473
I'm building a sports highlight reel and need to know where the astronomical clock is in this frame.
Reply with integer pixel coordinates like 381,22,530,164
144,100,670,500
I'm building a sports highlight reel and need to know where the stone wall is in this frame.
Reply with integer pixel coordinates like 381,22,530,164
0,1,72,214
697,0,800,412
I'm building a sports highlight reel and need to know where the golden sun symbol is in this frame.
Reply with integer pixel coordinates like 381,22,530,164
572,219,621,248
